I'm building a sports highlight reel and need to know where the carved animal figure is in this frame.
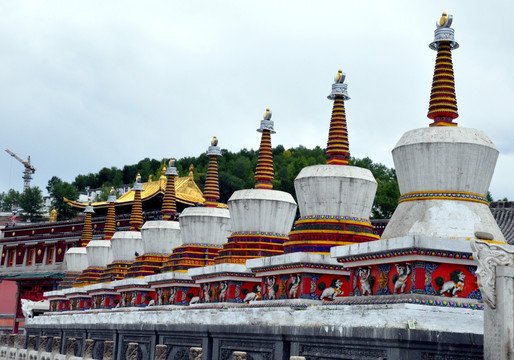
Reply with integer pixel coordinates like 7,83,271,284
202,284,211,303
21,299,49,318
242,285,261,302
218,281,228,302
318,278,343,300
435,270,465,297
358,267,374,296
392,263,412,294
266,276,278,300
189,296,199,305
288,274,301,298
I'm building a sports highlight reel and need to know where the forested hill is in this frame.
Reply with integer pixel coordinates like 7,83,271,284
64,145,400,219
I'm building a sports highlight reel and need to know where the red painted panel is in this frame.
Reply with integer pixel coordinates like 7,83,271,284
35,243,45,264
0,280,18,313
15,244,26,265
1,247,6,265
55,241,66,263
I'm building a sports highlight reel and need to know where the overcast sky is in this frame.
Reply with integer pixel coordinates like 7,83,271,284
0,1,513,200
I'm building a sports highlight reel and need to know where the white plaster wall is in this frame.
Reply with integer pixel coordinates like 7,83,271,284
294,165,377,218
393,127,498,194
228,189,297,234
86,240,113,267
381,200,505,242
64,247,88,272
179,207,231,246
110,231,143,261
141,220,181,254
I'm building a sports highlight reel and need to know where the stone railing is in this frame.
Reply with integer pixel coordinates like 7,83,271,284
0,335,307,360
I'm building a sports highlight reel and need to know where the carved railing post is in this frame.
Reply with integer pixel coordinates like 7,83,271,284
154,344,167,360
189,347,202,360
51,337,61,354
83,339,94,359
38,336,48,352
66,338,76,356
471,239,514,360
26,336,36,351
126,343,139,360
102,340,114,360
232,351,247,360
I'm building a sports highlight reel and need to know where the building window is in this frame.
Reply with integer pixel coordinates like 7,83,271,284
46,246,55,265
7,249,15,267
26,248,34,266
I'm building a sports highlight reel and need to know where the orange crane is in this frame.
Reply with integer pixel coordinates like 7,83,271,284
5,149,36,192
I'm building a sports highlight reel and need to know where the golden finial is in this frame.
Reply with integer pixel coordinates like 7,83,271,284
263,108,272,120
189,164,194,179
211,136,218,146
110,187,115,196
169,157,175,167
148,174,153,182
88,198,92,206
136,173,141,183
161,161,166,176
335,69,345,83
439,12,448,26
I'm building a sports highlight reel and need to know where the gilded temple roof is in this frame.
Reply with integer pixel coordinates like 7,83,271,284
65,175,207,210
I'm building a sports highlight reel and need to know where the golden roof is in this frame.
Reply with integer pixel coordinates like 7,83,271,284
65,175,213,210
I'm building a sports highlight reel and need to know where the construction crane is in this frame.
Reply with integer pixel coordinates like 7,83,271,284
5,149,36,192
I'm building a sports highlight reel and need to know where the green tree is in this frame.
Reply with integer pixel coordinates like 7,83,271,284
18,187,44,222
47,177,79,220
1,189,21,211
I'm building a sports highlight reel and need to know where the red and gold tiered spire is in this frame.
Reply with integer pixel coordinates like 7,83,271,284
203,136,222,207
428,12,459,127
254,108,275,189
326,70,351,165
80,198,94,247
130,173,144,231
103,187,117,240
161,158,178,220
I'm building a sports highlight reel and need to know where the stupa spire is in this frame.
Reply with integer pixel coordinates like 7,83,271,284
326,70,351,165
427,12,459,127
103,187,117,240
254,108,275,190
80,198,94,247
203,136,222,207
161,158,178,220
130,173,144,231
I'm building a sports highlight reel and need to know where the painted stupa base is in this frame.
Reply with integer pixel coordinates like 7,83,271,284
145,271,200,306
141,220,181,254
164,244,223,272
57,271,82,289
83,283,119,310
330,236,482,304
74,266,105,287
98,260,132,282
285,215,379,254
111,278,155,308
214,232,288,265
189,263,262,304
384,126,505,242
382,199,505,242
124,254,169,278
44,290,67,312
61,287,92,311
246,252,350,301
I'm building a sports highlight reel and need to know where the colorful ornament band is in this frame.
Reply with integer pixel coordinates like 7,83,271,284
162,171,177,220
81,212,93,247
130,188,143,231
295,215,372,226
327,95,350,165
398,191,489,205
428,42,459,125
254,129,274,189
204,155,220,207
104,201,116,240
